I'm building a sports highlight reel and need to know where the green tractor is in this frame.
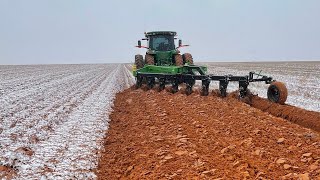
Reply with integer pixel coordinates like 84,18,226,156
133,31,288,104
134,31,193,68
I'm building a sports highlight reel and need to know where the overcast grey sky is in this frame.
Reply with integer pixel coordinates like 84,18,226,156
0,0,319,65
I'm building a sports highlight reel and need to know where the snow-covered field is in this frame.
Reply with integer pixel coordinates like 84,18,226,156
0,64,134,179
204,61,320,112
0,62,319,179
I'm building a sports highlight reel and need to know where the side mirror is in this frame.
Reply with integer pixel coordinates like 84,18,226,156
138,40,141,47
178,39,182,47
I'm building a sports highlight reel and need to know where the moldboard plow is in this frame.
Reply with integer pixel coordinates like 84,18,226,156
133,31,288,104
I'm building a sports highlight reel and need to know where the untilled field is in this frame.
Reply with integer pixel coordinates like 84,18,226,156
0,62,319,179
0,64,134,179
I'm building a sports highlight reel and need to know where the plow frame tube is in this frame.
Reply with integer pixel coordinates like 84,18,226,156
135,67,274,97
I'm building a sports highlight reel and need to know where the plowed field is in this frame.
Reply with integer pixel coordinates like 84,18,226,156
97,88,320,179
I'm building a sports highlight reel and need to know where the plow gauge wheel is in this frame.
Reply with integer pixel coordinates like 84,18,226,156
267,81,288,104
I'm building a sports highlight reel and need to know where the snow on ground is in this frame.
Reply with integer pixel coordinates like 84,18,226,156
204,61,320,112
0,64,134,179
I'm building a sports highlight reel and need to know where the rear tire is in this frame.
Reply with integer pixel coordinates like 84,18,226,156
174,54,184,66
183,53,194,65
267,81,288,104
135,54,144,69
145,54,155,65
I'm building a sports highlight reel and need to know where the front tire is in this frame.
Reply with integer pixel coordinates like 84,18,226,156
174,54,184,66
145,54,155,65
135,54,144,69
267,81,288,104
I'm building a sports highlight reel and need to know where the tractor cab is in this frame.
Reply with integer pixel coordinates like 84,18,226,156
147,31,176,51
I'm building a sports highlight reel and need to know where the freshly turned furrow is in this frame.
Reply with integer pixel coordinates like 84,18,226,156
249,96,320,132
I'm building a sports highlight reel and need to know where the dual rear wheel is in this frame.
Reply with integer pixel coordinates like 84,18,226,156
134,54,155,69
175,53,193,66
183,53,194,65
135,53,193,67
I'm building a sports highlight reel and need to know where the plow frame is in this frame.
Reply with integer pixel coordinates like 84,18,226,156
135,65,274,97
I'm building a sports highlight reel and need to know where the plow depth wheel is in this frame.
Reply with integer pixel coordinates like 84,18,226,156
267,81,288,104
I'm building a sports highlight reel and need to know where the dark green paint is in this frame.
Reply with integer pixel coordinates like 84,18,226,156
133,31,207,77
133,65,207,77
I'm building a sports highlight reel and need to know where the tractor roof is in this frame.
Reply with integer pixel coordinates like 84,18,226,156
145,31,177,37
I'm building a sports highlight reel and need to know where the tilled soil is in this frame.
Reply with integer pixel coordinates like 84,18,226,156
96,88,320,179
249,96,320,132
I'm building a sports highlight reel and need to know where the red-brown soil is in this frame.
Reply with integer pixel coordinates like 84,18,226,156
96,88,320,179
0,165,16,179
249,95,320,132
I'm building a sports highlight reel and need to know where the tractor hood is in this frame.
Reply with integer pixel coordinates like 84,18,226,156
147,49,179,55
155,51,172,65
147,49,179,66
